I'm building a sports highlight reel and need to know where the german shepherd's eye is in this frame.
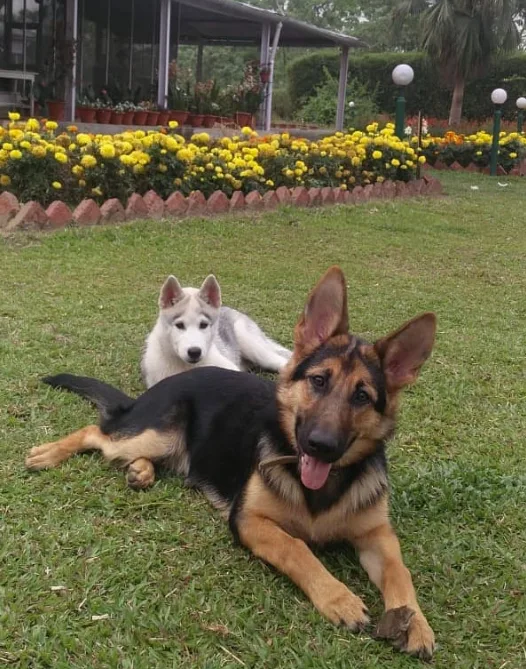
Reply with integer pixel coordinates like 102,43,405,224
199,322,209,330
174,322,185,330
310,375,327,390
352,388,370,406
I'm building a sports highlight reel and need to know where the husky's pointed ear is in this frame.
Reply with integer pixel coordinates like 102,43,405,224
375,313,436,391
294,266,349,355
159,275,183,309
198,274,221,309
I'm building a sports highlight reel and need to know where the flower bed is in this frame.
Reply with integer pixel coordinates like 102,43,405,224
1,117,425,208
417,130,526,172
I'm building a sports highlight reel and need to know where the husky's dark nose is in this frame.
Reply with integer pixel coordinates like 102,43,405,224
187,347,202,362
306,429,340,461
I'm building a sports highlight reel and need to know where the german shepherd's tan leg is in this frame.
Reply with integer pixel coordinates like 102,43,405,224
126,458,156,490
353,523,435,660
237,514,370,630
25,426,107,470
26,427,173,487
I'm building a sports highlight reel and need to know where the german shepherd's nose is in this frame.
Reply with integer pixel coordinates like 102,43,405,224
306,429,340,461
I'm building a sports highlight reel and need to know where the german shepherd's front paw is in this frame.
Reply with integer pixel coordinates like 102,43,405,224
315,583,370,631
376,606,435,661
126,458,156,490
25,442,63,470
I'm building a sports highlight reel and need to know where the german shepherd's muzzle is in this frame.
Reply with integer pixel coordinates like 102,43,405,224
26,266,437,660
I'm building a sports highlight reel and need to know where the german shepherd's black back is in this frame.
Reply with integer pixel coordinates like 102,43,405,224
27,266,437,660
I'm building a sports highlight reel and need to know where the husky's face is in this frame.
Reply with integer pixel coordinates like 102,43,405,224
158,275,221,364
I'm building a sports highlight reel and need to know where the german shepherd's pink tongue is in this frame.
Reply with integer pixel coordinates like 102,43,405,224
300,454,332,490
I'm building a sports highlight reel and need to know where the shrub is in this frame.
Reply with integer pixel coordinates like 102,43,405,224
287,51,526,122
296,69,378,129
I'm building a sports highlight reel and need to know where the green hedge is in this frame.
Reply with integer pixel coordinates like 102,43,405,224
287,51,526,121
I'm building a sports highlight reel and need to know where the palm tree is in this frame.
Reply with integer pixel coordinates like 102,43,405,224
394,0,521,125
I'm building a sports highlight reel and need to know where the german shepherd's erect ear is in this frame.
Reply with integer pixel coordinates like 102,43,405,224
294,266,349,357
374,313,437,390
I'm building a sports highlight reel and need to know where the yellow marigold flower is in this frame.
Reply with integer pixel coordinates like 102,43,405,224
265,179,274,187
351,156,361,167
391,158,400,167
509,152,517,159
20,141,31,150
78,179,86,187
418,156,426,164
69,143,77,151
0,174,11,186
25,118,40,131
173,177,182,187
158,164,168,173
168,120,179,129
372,150,382,160
80,154,97,168
3,143,13,151
45,121,58,131
376,176,385,183
55,152,68,164
99,143,116,159
77,133,92,146
91,187,103,197
8,112,20,121
340,184,347,190
31,145,46,158
241,126,252,135
72,165,83,176
52,181,62,189
133,164,145,174
9,149,22,160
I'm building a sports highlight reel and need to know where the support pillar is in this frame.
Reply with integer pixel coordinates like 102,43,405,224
335,46,349,131
65,0,78,122
263,22,282,133
258,23,270,129
157,0,171,109
196,43,204,83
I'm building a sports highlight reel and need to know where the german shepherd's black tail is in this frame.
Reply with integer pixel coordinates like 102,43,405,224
42,374,135,420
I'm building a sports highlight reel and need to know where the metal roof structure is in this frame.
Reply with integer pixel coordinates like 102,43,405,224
173,0,364,48
84,0,364,49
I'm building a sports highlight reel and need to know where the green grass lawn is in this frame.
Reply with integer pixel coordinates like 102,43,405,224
1,172,525,668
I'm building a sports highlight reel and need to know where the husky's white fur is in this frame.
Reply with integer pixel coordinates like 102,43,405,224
141,275,291,388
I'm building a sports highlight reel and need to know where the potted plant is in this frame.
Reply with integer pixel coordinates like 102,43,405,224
168,60,190,125
35,38,76,121
110,102,126,124
157,108,170,126
134,102,149,126
94,90,112,123
188,81,210,127
76,91,97,123
121,101,137,125
202,80,222,128
234,62,263,129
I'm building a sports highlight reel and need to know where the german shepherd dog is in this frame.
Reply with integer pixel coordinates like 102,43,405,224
26,267,436,660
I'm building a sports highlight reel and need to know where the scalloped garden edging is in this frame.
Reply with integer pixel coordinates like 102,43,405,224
0,176,443,234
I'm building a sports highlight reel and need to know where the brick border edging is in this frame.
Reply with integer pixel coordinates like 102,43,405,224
0,176,443,233
428,157,526,176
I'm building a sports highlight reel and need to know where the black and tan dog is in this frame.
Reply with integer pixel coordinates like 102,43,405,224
26,266,436,659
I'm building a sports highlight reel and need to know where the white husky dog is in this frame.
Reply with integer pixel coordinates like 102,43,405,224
141,274,291,388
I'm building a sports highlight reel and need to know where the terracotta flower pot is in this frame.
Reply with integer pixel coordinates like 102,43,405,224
96,109,112,124
187,114,204,127
77,106,97,123
122,111,135,125
157,111,170,126
110,111,123,124
203,114,218,128
133,110,148,125
235,111,254,128
170,110,189,125
48,100,65,122
146,111,159,126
